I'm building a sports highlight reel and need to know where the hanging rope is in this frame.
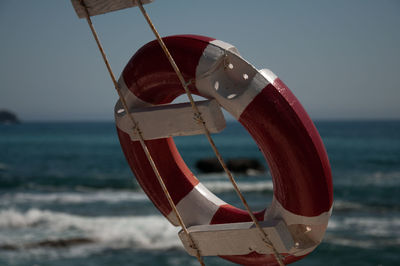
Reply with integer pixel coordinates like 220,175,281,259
137,1,285,265
78,1,205,265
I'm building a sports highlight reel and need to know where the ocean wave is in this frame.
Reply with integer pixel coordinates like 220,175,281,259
0,180,273,206
1,208,399,260
0,174,138,190
0,208,181,251
324,234,400,249
365,158,400,167
319,215,400,250
0,190,148,205
333,200,364,212
202,180,273,193
0,162,8,171
368,171,400,182
333,199,400,214
328,216,400,238
335,170,400,187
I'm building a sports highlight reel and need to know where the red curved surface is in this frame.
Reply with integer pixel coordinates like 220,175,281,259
239,80,333,216
116,133,199,216
117,35,333,265
118,35,214,216
122,35,214,104
221,252,307,266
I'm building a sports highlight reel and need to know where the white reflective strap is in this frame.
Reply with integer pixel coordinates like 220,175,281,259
115,99,226,141
266,197,332,226
265,197,333,256
196,41,271,119
179,219,295,256
116,76,153,109
259,68,278,84
167,183,226,227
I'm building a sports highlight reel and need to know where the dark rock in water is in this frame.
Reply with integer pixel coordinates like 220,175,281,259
227,158,265,173
0,237,95,250
28,237,95,248
196,158,224,173
0,110,20,124
0,244,17,251
196,157,265,174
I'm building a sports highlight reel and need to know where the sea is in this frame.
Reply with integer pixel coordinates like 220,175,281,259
0,120,399,266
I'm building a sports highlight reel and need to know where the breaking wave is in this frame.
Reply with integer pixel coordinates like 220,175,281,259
323,235,400,249
328,216,400,237
202,180,273,193
0,208,181,253
0,190,148,205
326,216,400,249
2,206,398,254
0,180,273,207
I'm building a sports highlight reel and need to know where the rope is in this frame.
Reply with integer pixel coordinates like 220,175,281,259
137,1,285,265
78,1,205,266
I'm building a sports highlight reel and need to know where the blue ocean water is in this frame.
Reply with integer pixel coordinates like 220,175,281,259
0,120,399,266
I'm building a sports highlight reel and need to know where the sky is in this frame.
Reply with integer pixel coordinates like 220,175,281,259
0,0,399,121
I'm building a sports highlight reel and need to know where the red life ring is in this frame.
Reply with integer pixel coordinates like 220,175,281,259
115,35,333,265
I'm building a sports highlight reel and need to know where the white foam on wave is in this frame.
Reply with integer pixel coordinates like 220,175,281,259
323,234,400,249
354,171,400,188
201,180,273,193
323,216,400,249
0,208,44,228
0,180,273,206
345,217,400,237
1,208,399,260
328,216,400,237
338,171,400,187
367,171,400,186
326,215,400,249
0,208,181,251
0,190,148,205
333,200,364,211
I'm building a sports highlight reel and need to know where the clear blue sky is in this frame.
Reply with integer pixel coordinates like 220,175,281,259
0,0,399,121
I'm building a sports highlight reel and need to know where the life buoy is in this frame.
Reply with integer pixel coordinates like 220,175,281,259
115,35,333,265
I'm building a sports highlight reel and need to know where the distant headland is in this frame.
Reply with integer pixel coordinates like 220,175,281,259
0,110,20,124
